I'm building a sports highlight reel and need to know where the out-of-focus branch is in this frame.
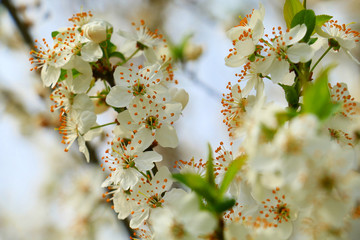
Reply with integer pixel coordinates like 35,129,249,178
2,0,34,49
1,1,135,238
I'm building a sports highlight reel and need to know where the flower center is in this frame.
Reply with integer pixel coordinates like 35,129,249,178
132,82,146,96
123,156,135,169
145,116,158,129
171,222,185,238
147,195,162,208
273,203,290,223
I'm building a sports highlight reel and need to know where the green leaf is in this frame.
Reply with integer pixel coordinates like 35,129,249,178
219,155,247,196
283,0,304,29
172,173,218,204
109,51,126,61
275,109,298,126
302,66,340,120
213,197,236,213
51,31,59,39
59,69,67,81
205,144,215,187
316,14,332,27
314,15,332,36
291,9,316,42
279,83,300,109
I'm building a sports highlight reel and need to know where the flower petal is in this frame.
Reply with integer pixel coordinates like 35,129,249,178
156,124,178,148
81,42,103,62
106,86,133,107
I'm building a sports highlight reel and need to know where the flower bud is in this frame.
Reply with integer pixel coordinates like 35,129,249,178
169,88,189,110
184,42,203,61
82,20,112,43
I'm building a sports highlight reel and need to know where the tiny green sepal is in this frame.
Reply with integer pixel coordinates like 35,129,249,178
109,51,126,61
51,31,60,39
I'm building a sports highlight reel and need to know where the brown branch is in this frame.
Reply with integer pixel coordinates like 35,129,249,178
2,1,135,238
2,0,34,49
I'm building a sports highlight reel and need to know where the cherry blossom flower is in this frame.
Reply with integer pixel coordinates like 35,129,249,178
29,38,72,87
127,166,173,229
101,130,162,190
225,4,265,67
127,99,182,148
260,24,315,84
106,63,169,108
319,19,360,64
57,109,97,162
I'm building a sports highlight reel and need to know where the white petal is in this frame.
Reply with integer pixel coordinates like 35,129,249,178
270,59,290,84
156,124,178,148
187,212,217,235
106,86,133,107
135,151,162,171
79,110,97,133
226,26,249,40
251,20,264,43
113,66,134,86
41,64,60,87
285,24,307,45
116,110,138,132
130,207,149,229
81,42,103,62
287,43,315,63
77,135,90,162
225,54,247,68
113,191,132,219
72,94,94,112
169,88,189,110
235,38,256,57
120,168,139,190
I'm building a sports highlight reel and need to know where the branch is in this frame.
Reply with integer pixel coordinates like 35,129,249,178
2,0,34,49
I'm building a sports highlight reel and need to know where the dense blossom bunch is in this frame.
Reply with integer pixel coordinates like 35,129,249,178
31,1,360,239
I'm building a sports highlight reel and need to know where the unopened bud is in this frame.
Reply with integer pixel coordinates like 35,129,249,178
83,20,112,43
184,43,203,61
170,88,189,110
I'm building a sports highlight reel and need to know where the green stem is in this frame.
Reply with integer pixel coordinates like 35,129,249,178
89,96,103,98
90,121,117,130
303,0,307,9
118,48,140,66
310,46,332,73
134,166,151,181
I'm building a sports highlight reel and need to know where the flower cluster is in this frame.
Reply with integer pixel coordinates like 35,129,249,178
31,1,360,240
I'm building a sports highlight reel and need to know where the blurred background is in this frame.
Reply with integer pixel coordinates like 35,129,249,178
0,0,359,239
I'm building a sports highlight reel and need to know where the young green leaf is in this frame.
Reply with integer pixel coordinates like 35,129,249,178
218,155,247,196
283,0,304,29
279,83,300,109
172,173,218,204
206,144,215,187
291,9,316,42
213,197,236,213
316,14,332,28
302,66,340,120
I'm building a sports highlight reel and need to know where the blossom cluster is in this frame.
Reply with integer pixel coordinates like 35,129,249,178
30,1,360,240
